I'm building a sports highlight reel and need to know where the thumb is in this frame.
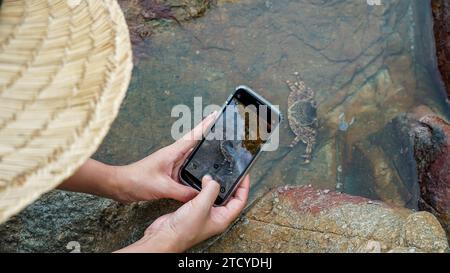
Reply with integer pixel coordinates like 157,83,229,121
164,179,199,202
167,111,217,162
192,175,220,211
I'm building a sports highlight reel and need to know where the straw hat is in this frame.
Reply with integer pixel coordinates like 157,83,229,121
0,0,133,224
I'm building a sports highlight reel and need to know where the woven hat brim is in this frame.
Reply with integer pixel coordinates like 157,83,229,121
0,0,133,224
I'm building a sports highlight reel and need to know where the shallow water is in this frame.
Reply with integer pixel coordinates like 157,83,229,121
95,0,450,209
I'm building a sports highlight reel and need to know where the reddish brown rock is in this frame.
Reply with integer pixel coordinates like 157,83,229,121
432,0,450,98
118,0,212,64
413,115,450,239
206,186,448,253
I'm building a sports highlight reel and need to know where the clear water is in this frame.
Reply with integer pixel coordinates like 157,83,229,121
95,0,450,209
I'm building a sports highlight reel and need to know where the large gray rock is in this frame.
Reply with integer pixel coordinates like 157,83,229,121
0,190,181,252
206,185,449,253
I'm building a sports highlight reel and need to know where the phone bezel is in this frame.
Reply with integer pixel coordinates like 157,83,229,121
179,85,282,206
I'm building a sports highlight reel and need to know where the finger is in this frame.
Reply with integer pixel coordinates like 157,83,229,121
164,178,199,202
191,175,220,212
168,111,218,162
171,148,194,182
232,175,250,202
221,175,250,223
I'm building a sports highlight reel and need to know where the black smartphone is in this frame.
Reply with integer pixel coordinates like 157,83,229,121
179,86,282,205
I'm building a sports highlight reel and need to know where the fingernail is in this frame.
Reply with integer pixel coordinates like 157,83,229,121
203,174,212,181
207,111,218,119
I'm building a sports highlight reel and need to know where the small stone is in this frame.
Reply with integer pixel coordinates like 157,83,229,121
265,0,273,9
365,241,381,253
323,189,330,194
273,197,279,203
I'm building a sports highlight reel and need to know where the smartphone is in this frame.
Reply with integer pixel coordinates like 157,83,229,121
179,86,282,205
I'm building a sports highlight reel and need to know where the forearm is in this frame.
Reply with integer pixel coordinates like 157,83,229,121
59,159,124,201
115,233,180,253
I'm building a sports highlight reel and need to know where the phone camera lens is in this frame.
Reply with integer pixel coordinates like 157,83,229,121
220,186,226,193
191,162,198,170
213,163,219,169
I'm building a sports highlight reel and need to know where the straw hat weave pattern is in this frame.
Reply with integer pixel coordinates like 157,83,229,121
0,0,133,224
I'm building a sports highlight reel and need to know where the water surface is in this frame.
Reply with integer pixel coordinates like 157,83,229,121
95,0,450,209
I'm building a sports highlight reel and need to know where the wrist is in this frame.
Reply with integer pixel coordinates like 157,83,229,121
142,232,181,252
116,232,181,253
109,165,136,203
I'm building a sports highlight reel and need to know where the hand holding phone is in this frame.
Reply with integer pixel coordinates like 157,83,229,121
117,172,250,253
179,86,282,205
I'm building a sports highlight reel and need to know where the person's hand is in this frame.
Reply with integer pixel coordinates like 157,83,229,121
112,112,217,203
116,174,250,253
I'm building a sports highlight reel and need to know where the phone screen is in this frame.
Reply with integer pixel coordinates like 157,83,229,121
180,88,279,205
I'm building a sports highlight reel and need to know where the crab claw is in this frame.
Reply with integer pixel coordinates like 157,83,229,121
301,154,312,164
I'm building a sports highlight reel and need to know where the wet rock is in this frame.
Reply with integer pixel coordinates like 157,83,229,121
343,114,420,208
412,115,450,240
432,0,450,98
0,191,181,252
206,186,448,253
118,0,213,63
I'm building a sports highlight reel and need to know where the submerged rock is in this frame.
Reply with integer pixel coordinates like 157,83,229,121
413,115,450,241
342,114,421,208
118,0,213,63
206,185,448,253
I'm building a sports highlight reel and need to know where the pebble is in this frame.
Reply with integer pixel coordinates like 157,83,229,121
323,189,330,194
